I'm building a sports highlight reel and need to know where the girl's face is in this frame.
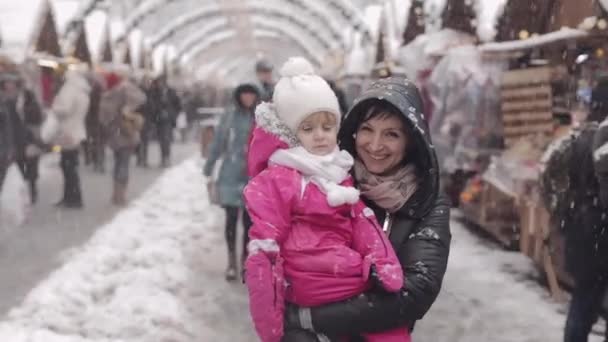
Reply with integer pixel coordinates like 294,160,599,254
355,113,408,175
296,111,338,156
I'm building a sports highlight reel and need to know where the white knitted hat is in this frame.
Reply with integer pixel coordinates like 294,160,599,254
272,57,340,132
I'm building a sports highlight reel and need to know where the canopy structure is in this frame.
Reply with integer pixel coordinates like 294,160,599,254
57,0,375,82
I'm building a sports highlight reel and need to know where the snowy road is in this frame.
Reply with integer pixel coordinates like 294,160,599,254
0,157,603,341
0,143,197,315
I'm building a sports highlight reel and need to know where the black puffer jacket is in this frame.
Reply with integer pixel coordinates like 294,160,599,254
304,77,452,337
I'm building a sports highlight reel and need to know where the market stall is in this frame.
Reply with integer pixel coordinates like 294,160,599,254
0,0,65,108
458,0,608,297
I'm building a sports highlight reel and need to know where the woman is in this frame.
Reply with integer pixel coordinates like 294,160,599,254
99,73,147,206
282,77,451,341
204,84,259,281
41,69,91,209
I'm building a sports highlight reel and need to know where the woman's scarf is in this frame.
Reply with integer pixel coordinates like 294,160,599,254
353,159,418,213
269,146,360,207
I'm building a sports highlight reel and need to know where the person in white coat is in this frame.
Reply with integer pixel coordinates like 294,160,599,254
41,69,91,208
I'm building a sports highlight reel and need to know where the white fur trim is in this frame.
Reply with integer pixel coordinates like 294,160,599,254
254,102,299,147
247,239,280,255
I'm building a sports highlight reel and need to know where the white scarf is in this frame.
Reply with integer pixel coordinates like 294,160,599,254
269,147,360,207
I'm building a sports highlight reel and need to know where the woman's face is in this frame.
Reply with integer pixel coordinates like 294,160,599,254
239,92,258,109
355,113,408,175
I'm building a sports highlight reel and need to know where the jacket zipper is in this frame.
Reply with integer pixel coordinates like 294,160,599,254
382,211,393,235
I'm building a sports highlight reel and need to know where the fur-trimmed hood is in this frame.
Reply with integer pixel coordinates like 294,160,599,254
247,102,298,178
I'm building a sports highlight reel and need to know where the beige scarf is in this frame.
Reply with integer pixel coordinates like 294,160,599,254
353,159,419,213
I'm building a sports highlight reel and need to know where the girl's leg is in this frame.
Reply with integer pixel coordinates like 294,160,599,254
224,206,239,281
241,208,252,264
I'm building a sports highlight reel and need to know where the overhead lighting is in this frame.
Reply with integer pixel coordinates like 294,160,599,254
575,53,590,64
37,59,59,68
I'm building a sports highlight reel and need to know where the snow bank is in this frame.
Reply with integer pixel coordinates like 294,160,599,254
0,158,255,341
415,217,604,342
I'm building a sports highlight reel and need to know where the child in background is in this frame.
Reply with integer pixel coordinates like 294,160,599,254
244,57,410,342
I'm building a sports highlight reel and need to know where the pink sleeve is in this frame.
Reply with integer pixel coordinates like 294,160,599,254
243,167,298,342
351,201,404,293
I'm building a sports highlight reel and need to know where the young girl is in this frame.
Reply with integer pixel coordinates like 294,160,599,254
244,57,410,342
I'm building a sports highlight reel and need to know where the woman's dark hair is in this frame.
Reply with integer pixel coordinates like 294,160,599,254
356,99,421,175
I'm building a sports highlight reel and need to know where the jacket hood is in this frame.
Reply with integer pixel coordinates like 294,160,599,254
247,102,295,178
338,77,440,218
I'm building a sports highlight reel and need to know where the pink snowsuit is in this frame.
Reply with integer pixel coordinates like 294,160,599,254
244,104,411,342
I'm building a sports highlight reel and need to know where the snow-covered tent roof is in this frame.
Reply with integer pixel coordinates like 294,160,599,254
84,10,110,63
380,0,402,63
391,0,412,37
343,32,372,77
52,0,79,35
398,29,477,79
0,0,61,62
475,0,508,42
363,5,383,41
424,0,447,33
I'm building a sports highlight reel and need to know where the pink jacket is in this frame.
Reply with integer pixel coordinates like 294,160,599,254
244,103,404,342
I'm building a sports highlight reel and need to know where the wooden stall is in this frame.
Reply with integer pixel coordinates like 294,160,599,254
500,66,568,147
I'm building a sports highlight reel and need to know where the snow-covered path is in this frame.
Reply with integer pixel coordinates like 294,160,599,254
0,157,603,341
415,216,603,342
0,158,255,341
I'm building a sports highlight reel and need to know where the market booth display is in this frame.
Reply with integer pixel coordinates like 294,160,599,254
0,0,65,108
456,0,608,298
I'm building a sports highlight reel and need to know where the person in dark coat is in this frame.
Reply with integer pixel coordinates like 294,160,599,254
282,77,451,341
0,99,13,193
254,59,275,102
85,74,106,173
326,79,348,117
1,75,44,203
541,86,608,342
140,76,181,168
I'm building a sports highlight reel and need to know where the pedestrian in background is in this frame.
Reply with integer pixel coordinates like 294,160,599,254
99,72,147,206
145,76,181,168
41,68,91,209
1,73,44,203
203,83,259,281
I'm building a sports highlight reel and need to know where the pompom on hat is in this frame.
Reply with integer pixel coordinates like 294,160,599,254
272,57,341,132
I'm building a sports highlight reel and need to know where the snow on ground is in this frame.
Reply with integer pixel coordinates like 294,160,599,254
416,214,604,342
0,158,255,342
